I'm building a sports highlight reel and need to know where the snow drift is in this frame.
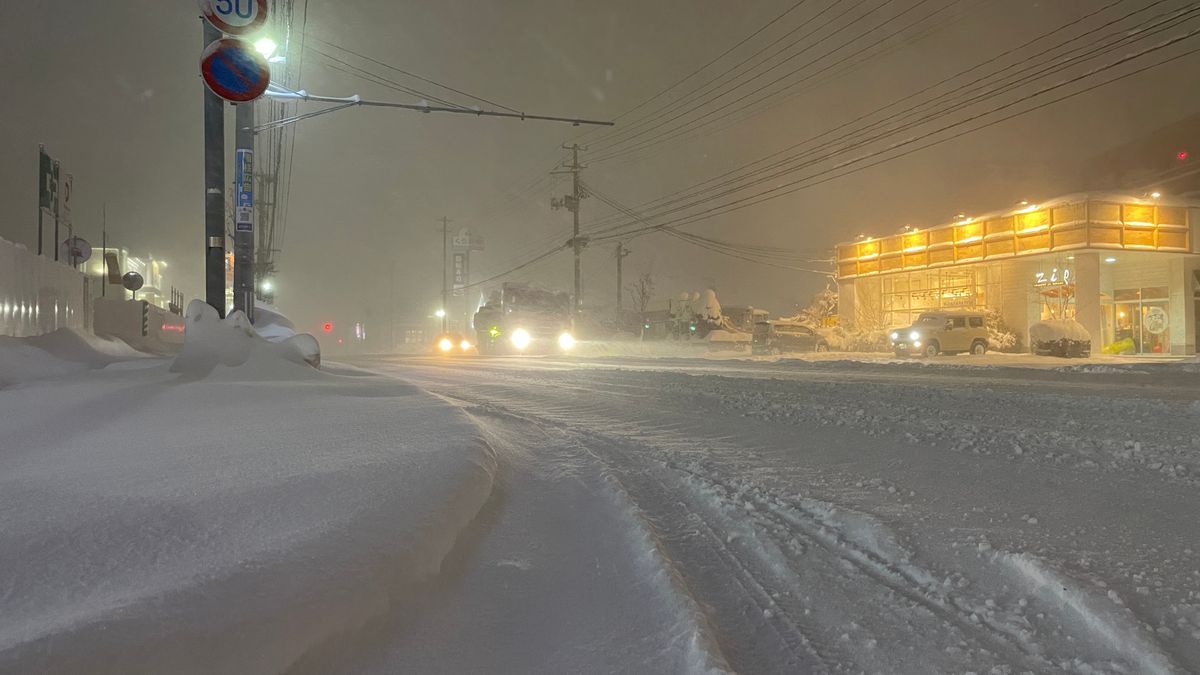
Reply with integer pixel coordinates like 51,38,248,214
0,301,498,674
170,299,320,376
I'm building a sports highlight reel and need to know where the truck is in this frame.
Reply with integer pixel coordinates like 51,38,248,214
473,282,575,355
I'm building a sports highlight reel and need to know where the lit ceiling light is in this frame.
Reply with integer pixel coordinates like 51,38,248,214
1104,257,1117,263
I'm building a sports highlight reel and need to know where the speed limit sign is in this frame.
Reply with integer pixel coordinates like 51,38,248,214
199,0,269,36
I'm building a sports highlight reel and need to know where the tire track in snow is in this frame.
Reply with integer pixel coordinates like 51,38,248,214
382,362,1189,673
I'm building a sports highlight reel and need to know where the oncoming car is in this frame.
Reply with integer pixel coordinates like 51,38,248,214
432,333,477,355
890,311,988,357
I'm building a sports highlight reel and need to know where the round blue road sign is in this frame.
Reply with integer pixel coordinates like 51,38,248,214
200,38,270,103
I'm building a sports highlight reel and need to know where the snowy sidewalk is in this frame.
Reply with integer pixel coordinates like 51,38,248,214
0,311,497,674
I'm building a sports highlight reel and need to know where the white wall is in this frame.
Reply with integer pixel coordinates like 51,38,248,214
0,237,89,337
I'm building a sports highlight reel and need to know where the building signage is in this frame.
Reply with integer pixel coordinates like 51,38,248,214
453,252,468,288
1145,306,1168,335
452,228,484,251
1034,267,1072,287
234,149,254,232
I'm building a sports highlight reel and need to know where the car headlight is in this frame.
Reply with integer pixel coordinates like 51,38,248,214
890,332,899,341
558,332,576,350
511,328,531,350
438,337,453,352
909,331,920,341
460,339,472,351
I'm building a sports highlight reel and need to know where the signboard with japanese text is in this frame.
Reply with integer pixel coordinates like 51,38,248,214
234,149,254,232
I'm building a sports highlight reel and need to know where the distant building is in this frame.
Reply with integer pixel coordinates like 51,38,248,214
836,194,1200,355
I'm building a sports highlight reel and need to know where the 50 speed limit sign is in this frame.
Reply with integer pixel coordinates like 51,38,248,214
199,0,269,36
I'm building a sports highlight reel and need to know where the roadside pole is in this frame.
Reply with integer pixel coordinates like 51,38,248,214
440,216,451,334
233,101,255,321
203,21,226,317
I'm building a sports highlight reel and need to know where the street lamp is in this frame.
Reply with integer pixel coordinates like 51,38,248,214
254,37,278,59
435,308,446,318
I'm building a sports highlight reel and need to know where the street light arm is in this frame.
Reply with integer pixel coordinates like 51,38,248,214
258,85,614,132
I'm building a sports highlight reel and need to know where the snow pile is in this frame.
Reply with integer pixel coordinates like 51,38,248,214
170,299,319,376
0,328,146,386
0,307,499,673
250,302,298,342
1028,318,1091,343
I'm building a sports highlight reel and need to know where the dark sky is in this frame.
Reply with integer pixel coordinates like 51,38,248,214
2,1,1198,333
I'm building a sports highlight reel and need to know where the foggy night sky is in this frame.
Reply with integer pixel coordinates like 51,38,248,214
2,0,1198,334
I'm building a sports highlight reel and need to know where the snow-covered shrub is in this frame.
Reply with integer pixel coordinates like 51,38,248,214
1029,319,1091,358
985,307,1018,352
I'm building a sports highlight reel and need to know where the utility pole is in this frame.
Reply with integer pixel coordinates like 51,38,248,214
233,101,255,321
101,204,107,298
439,216,451,333
615,242,630,313
202,21,226,317
553,144,588,318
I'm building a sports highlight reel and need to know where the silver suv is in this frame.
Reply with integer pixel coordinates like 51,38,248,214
890,311,989,357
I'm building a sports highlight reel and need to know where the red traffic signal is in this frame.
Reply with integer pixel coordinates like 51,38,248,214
1178,150,1190,161
322,322,334,333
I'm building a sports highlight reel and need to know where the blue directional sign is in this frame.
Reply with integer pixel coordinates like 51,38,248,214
235,148,254,233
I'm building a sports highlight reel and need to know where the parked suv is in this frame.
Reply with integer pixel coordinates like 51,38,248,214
753,321,830,355
890,311,988,357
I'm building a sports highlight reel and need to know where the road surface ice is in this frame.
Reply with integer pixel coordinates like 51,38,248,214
3,319,1200,673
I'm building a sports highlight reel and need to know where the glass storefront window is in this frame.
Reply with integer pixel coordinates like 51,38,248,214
1104,287,1171,355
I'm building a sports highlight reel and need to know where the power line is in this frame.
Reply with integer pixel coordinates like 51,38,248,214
590,0,964,163
589,0,887,151
590,34,1200,243
581,2,1195,234
303,34,523,113
574,0,815,142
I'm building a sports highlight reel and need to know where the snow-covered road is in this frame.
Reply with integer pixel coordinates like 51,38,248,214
345,354,1200,674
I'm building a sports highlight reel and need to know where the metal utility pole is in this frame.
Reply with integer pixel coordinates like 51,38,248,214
202,21,226,317
439,216,451,333
233,101,255,321
553,144,588,317
615,242,630,313
101,204,107,298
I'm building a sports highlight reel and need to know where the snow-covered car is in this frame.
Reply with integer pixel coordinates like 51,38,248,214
890,311,988,357
752,321,830,355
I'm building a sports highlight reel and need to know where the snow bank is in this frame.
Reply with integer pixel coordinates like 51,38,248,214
1028,319,1091,343
0,328,146,386
0,303,498,673
170,299,319,376
250,302,298,342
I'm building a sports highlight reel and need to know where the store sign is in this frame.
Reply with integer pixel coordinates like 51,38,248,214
452,252,468,287
1034,267,1072,286
1144,306,1168,335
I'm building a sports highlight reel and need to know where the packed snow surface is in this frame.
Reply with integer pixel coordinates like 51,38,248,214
5,315,1200,672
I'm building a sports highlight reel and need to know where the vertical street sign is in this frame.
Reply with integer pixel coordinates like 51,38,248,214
452,252,468,296
52,160,61,261
62,173,74,236
234,149,254,233
37,145,56,256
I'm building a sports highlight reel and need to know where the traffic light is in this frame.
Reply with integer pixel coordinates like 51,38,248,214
1178,150,1190,161
322,322,334,333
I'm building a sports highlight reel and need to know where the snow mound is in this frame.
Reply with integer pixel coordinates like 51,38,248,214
1029,319,1090,343
170,300,320,377
251,302,298,342
0,328,146,386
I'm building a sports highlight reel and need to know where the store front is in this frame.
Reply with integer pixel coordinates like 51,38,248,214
836,194,1200,355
